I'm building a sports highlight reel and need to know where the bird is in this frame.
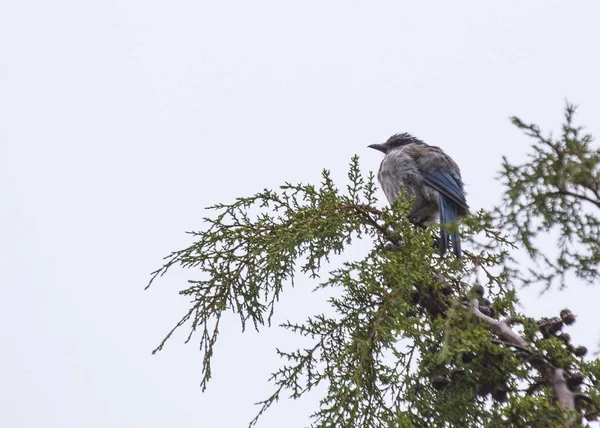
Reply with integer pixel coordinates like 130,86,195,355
368,133,469,257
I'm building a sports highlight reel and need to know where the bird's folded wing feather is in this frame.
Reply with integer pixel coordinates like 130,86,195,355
421,170,469,210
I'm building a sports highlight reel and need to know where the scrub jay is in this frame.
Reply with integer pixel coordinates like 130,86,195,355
368,133,468,257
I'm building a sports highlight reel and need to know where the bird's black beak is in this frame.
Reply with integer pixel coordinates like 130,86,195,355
368,143,387,154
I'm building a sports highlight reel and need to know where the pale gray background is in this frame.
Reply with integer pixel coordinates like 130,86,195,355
2,1,600,427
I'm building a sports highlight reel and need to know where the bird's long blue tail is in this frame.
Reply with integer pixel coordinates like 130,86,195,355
438,194,461,257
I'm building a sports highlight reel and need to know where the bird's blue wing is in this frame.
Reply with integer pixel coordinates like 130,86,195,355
423,170,466,257
421,170,468,210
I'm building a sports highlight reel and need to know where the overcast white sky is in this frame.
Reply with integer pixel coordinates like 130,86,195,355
2,1,600,427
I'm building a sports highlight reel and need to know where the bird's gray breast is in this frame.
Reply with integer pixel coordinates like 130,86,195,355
377,148,433,204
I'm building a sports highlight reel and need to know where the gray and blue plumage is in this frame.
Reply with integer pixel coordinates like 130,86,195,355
368,133,469,257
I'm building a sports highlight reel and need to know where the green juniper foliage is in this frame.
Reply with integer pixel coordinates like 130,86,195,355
494,103,600,289
148,105,600,427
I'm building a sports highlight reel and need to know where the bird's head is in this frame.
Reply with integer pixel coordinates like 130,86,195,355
368,133,423,154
